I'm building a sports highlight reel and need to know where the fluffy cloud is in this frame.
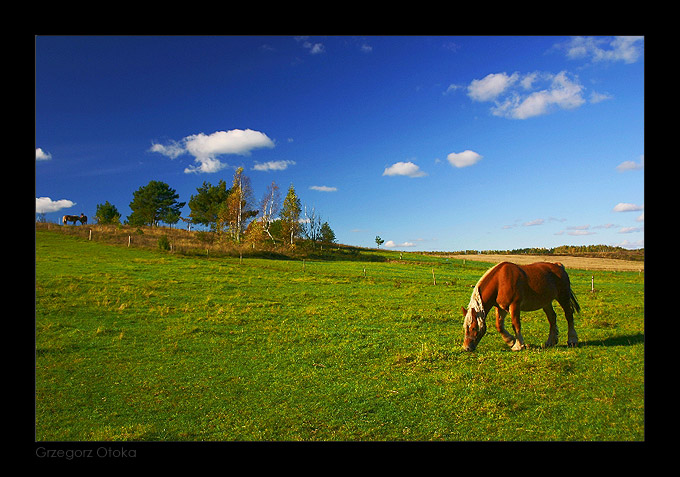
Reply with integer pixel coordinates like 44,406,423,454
36,148,52,161
616,155,644,172
186,157,226,174
150,129,275,174
383,161,427,178
561,36,644,64
619,226,643,234
613,203,643,212
384,240,416,248
467,71,586,119
184,129,274,157
467,72,518,102
253,160,295,172
447,150,483,168
149,141,184,159
36,197,75,213
295,36,325,55
310,185,338,192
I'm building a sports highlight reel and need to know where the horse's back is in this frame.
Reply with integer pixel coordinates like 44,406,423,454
493,262,570,311
521,262,572,305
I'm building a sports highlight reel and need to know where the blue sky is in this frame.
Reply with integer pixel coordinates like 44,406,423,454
36,36,644,251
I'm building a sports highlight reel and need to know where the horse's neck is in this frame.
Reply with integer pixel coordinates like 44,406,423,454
476,282,497,313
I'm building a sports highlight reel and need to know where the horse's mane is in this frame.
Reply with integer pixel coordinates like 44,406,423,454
464,262,503,327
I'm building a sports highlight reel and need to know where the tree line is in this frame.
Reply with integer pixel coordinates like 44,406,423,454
93,167,336,247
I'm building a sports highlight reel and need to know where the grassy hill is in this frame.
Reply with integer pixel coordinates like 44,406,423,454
35,227,644,441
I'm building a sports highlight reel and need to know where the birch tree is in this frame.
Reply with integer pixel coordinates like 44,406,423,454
259,180,281,243
221,167,255,243
280,183,301,245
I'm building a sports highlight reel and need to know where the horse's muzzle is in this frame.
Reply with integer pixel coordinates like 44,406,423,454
462,343,476,352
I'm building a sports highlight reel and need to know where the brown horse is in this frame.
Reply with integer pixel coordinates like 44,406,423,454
462,262,580,351
63,213,87,225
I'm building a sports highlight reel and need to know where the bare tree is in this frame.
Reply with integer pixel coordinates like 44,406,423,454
301,205,323,244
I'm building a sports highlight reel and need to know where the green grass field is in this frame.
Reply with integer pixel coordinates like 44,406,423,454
35,228,644,441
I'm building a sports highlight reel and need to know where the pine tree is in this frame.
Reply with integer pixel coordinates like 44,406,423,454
188,180,231,231
95,201,121,225
320,222,336,243
127,180,185,226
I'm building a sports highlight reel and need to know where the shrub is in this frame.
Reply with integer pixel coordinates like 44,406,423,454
158,235,170,251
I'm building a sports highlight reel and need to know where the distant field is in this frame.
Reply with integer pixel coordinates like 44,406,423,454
447,254,644,272
35,228,644,441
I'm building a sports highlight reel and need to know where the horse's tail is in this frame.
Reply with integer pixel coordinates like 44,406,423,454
555,262,581,314
569,287,581,314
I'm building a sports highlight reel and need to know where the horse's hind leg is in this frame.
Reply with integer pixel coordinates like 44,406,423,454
543,304,559,348
558,296,579,347
495,307,516,348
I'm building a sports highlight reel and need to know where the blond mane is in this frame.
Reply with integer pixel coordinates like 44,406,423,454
464,262,503,328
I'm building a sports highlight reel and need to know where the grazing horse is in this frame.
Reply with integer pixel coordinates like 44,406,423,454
63,213,87,225
462,262,580,352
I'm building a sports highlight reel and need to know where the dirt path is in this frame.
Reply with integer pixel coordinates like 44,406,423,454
446,254,644,272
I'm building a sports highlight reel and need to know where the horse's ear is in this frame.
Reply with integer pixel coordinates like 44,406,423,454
461,306,467,316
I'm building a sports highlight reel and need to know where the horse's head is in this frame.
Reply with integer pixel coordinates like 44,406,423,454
462,305,486,352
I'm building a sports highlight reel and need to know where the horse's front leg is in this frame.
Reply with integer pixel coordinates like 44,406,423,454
495,307,516,348
509,303,526,351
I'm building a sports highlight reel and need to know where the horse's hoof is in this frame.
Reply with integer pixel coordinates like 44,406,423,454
511,341,526,351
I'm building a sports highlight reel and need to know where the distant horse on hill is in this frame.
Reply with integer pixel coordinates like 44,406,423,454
462,262,580,351
63,213,87,225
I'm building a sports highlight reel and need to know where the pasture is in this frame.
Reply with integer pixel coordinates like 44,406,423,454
35,228,644,441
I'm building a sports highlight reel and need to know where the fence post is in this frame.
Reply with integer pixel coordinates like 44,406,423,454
432,268,436,286
128,235,131,247
591,275,594,293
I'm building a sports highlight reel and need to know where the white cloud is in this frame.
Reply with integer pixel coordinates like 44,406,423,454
253,160,295,172
36,148,52,161
468,72,518,102
613,202,643,212
561,36,644,64
384,240,416,248
619,226,643,234
36,197,75,213
616,154,644,172
589,91,613,104
447,150,483,168
149,141,184,159
617,239,644,249
493,72,585,119
184,129,274,157
295,36,325,55
185,157,227,174
150,129,275,174
523,219,545,226
383,161,427,178
310,185,338,192
443,83,463,95
467,71,586,119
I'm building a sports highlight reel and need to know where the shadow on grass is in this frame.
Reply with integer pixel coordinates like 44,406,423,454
580,333,644,347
